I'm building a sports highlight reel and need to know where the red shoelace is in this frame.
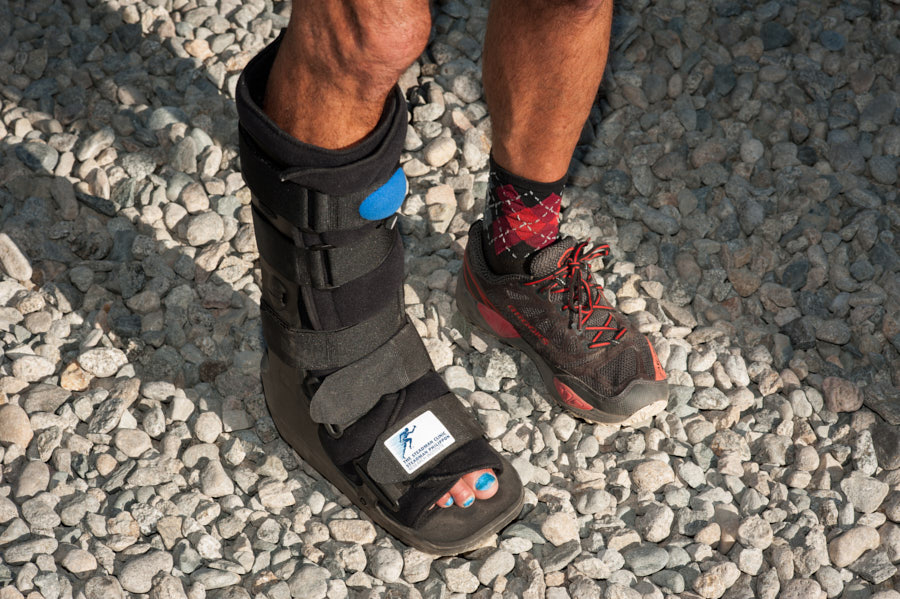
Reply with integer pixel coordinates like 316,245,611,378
525,242,627,349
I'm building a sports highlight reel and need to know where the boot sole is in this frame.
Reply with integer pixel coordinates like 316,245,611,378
456,265,668,427
261,350,524,556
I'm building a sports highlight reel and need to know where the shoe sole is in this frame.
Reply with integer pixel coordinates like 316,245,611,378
457,259,668,427
261,349,525,556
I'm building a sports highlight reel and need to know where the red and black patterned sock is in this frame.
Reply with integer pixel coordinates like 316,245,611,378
481,157,566,275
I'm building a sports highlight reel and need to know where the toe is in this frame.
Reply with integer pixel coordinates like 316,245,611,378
435,492,454,509
463,469,499,500
449,478,475,508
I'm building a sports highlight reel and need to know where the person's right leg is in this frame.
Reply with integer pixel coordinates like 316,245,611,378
237,1,521,551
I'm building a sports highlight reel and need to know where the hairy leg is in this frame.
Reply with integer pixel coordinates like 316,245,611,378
483,0,614,182
260,0,499,509
264,0,431,149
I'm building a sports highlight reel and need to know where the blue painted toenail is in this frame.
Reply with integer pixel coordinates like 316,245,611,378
444,497,454,507
463,496,475,507
475,473,496,491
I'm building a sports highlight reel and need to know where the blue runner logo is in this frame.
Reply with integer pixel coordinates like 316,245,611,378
385,411,455,474
398,425,416,459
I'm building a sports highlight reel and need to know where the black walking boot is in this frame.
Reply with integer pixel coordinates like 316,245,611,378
237,37,522,554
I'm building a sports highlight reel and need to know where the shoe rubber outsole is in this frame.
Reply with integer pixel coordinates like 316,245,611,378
261,350,525,556
456,259,668,427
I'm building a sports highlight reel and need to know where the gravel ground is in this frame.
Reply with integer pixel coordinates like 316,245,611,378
1,0,899,597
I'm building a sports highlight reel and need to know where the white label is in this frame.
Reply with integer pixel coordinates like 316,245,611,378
384,411,455,474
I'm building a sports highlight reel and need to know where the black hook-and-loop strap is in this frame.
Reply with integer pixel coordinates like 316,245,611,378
252,205,398,289
260,295,405,371
309,323,434,429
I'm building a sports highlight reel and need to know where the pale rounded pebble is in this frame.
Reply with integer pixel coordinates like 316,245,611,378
12,355,55,382
200,460,234,497
478,549,515,585
740,139,764,163
424,137,457,167
194,412,223,443
15,461,49,499
828,526,880,567
288,565,329,599
119,551,173,593
60,547,99,575
0,404,33,448
737,515,774,550
77,348,128,377
822,377,863,412
631,460,675,494
186,211,225,246
328,519,377,545
114,428,152,458
541,511,580,546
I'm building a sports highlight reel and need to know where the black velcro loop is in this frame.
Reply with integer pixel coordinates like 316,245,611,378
252,206,398,289
366,394,486,485
260,296,404,371
309,324,433,428
239,132,380,233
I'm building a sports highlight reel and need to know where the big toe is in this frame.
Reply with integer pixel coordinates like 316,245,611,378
463,469,499,500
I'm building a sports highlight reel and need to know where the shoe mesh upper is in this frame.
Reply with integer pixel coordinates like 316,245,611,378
469,227,659,399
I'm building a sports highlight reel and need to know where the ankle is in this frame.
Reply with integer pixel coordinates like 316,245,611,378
481,157,566,275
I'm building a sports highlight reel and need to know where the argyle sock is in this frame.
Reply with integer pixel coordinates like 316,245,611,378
481,157,565,275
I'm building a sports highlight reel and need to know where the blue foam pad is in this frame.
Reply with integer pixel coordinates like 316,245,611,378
358,169,407,221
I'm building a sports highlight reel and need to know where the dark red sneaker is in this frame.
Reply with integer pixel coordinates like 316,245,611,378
457,222,668,425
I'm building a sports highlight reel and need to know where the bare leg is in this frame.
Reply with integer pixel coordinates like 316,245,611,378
259,0,498,509
483,0,614,182
264,1,430,149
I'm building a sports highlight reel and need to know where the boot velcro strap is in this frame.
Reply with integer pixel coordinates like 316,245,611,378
366,394,485,485
309,323,433,428
239,131,405,232
260,294,404,371
252,205,398,289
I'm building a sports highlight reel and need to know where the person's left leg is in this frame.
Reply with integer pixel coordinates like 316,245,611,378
457,0,669,425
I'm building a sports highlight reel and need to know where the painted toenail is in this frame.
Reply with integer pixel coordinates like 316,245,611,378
463,496,475,507
444,497,454,507
475,473,496,491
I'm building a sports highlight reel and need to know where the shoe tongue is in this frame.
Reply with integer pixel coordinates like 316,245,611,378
526,238,579,278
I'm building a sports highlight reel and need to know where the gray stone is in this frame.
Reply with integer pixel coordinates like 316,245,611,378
77,127,115,162
737,515,773,550
15,461,49,499
200,460,234,497
623,544,669,576
778,579,824,599
189,569,242,590
16,141,59,172
288,565,329,599
119,550,173,593
841,473,889,513
368,546,402,583
690,388,730,410
22,384,70,414
635,502,674,542
0,233,33,283
849,550,897,584
477,549,515,585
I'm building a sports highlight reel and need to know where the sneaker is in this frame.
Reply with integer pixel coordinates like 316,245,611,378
457,222,668,425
